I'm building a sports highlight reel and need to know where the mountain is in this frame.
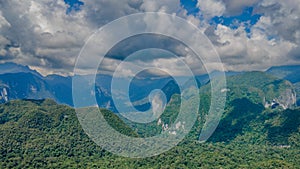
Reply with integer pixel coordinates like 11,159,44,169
0,73,54,101
1,97,299,168
0,99,137,168
45,74,73,106
119,71,298,140
0,72,71,105
206,82,299,146
0,63,181,111
198,71,297,111
0,63,299,168
209,99,300,145
190,71,298,143
226,72,297,109
0,62,299,111
267,65,300,105
195,70,242,85
266,65,300,83
129,79,180,112
0,62,42,77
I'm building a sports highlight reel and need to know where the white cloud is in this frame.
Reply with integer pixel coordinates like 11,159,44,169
197,0,226,19
140,0,181,13
254,0,300,43
0,0,300,76
0,0,93,74
207,19,297,71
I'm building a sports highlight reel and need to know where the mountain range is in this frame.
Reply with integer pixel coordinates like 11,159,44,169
0,93,299,168
0,63,180,111
0,62,299,111
0,62,300,168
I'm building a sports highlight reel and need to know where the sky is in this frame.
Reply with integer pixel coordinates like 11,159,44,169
0,0,299,76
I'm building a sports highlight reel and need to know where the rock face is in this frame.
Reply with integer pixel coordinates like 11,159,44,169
264,88,297,109
0,87,9,103
278,88,297,109
266,65,300,107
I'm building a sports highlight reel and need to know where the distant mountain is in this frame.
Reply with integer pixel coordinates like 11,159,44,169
0,73,54,101
0,62,299,111
195,70,242,86
0,63,180,111
0,62,42,77
266,65,300,83
44,74,73,106
129,78,180,112
0,72,72,106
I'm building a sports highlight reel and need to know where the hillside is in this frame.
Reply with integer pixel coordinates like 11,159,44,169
195,72,298,143
99,72,299,147
0,72,299,168
1,96,300,168
0,99,138,168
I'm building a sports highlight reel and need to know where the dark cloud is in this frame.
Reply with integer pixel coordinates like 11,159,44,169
105,33,188,61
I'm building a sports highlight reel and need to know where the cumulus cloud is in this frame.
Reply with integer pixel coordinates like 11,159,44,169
210,23,296,71
254,0,300,43
0,0,299,76
0,0,93,75
0,0,193,76
199,0,300,71
197,0,226,19
82,0,142,27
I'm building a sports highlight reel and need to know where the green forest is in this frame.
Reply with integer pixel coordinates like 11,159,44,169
1,72,300,168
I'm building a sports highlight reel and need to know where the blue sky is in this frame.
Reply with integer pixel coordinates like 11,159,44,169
180,0,261,34
64,0,84,13
66,0,261,34
180,0,199,15
211,7,261,34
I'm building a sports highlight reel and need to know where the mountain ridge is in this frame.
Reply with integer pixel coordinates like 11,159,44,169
0,62,299,110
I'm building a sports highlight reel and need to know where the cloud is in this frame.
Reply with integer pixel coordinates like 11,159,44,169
254,0,300,43
197,0,226,19
140,0,181,13
81,0,143,27
0,0,191,76
196,0,300,71
0,0,93,74
205,17,296,71
105,34,189,61
0,0,299,76
221,0,260,15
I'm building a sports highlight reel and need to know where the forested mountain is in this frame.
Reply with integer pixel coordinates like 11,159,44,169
267,65,300,105
1,71,300,169
0,63,299,168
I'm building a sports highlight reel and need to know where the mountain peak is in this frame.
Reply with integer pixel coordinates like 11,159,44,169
0,62,42,77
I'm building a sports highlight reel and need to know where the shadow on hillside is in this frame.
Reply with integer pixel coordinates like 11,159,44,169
208,98,264,143
266,109,300,145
